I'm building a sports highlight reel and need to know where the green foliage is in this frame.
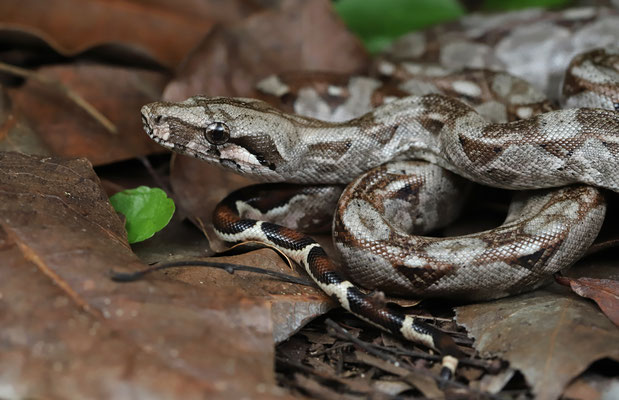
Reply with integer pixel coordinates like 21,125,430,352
109,186,175,244
334,0,574,53
334,0,464,53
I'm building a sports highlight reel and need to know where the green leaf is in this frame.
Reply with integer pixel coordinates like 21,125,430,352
109,186,175,244
334,0,465,53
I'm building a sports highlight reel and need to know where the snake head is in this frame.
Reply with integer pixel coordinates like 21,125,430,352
141,96,300,181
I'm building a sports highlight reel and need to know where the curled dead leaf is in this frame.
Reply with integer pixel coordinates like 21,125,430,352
555,274,619,326
455,284,619,400
0,0,214,68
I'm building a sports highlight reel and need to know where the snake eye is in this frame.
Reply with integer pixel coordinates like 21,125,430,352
204,122,230,145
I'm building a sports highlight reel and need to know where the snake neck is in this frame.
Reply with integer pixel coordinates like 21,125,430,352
279,95,484,184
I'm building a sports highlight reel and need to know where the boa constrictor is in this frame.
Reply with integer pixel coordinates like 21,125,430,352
141,7,619,379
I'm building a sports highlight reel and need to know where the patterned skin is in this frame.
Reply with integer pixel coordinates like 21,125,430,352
140,7,619,380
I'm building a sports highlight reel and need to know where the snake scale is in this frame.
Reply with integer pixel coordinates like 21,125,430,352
141,7,619,379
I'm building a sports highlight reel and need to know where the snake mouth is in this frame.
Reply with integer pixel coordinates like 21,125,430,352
143,133,275,178
141,115,152,136
144,126,174,149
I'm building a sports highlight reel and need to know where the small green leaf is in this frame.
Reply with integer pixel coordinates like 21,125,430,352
109,186,175,244
334,0,465,53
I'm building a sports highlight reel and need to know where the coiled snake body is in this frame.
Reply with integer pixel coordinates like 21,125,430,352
142,7,619,378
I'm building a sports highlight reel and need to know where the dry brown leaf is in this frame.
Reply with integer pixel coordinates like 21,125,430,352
0,152,294,399
0,227,223,399
0,0,216,68
455,284,619,400
0,86,51,155
563,371,618,400
372,379,413,396
163,0,369,100
8,64,167,165
138,242,333,343
562,253,619,326
475,368,516,394
556,275,619,326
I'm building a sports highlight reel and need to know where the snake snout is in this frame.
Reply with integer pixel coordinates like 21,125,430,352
141,114,151,134
140,104,160,136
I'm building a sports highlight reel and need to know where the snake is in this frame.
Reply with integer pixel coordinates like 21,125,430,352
140,6,619,379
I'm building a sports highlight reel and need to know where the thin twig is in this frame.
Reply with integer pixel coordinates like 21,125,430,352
276,357,361,389
310,342,354,357
338,320,488,369
325,319,399,363
137,156,172,194
385,344,499,371
324,319,501,399
0,61,117,134
405,314,453,322
586,238,619,256
276,356,411,400
110,260,315,286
